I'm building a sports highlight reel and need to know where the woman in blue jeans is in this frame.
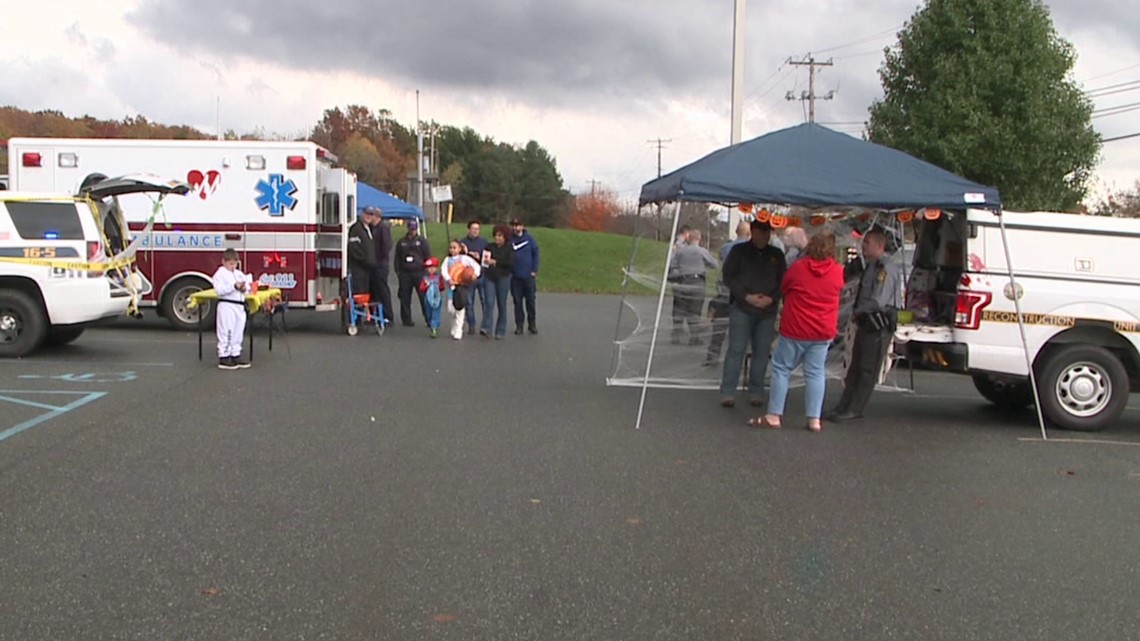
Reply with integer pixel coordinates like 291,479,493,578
480,225,515,339
749,232,844,431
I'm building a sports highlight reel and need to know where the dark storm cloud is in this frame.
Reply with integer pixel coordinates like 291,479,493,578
127,0,735,104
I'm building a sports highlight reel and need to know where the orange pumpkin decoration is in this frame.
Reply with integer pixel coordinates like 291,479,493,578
756,209,771,223
924,207,942,220
897,210,915,223
738,203,754,213
810,215,828,226
770,214,788,229
787,216,802,227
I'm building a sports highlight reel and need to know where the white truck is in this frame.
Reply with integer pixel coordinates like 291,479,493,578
899,208,1140,431
8,138,357,329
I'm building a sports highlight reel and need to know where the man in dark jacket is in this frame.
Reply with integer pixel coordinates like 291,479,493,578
347,208,379,297
365,206,394,325
394,219,432,326
509,217,541,334
718,219,787,408
459,220,489,335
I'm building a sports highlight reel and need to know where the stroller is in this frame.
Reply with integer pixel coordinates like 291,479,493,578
343,273,385,336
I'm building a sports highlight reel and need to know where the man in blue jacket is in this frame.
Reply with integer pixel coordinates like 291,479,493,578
509,217,540,335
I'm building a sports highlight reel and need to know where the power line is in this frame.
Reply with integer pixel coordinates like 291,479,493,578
1091,100,1140,119
1085,78,1140,96
1081,62,1140,84
1103,131,1140,143
808,24,903,55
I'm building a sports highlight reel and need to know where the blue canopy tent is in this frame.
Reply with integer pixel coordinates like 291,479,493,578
640,123,1000,208
625,123,1045,437
356,182,424,220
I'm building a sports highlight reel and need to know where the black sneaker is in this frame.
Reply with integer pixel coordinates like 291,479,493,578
218,357,238,370
528,325,538,335
233,357,251,369
514,327,524,335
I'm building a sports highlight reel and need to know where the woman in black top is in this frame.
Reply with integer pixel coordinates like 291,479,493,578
480,225,515,339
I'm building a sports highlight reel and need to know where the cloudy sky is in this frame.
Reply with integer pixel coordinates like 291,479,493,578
2,0,1138,205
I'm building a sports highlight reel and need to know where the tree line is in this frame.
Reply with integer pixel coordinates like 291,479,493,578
0,104,573,228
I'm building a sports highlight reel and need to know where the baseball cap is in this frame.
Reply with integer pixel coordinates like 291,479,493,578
407,219,419,230
424,256,439,268
509,217,523,226
362,206,382,217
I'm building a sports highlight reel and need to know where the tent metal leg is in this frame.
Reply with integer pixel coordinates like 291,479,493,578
636,202,683,430
997,211,1048,440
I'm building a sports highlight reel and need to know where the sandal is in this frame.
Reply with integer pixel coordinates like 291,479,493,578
746,416,781,429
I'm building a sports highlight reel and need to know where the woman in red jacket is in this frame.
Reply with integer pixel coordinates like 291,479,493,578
749,232,844,432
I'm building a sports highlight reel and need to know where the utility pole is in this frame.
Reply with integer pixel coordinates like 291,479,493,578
786,55,835,123
647,138,671,178
648,138,671,241
416,90,424,213
587,179,602,195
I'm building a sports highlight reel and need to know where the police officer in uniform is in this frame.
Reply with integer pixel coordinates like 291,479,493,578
394,219,432,326
347,207,379,297
827,227,901,422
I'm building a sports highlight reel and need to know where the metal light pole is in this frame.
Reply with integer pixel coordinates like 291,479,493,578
728,0,746,239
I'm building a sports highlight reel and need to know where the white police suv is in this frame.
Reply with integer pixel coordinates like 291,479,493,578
0,174,188,357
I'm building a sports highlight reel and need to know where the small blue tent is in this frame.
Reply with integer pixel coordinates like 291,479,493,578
357,182,424,220
639,123,1000,209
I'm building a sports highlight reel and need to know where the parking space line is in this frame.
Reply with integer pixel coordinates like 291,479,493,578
0,395,66,412
0,391,107,443
1018,437,1140,447
0,360,174,367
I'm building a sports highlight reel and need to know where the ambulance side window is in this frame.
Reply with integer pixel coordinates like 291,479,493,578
321,193,340,225
346,196,355,224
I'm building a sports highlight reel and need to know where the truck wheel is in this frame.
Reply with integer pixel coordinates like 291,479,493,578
971,374,1032,410
44,327,85,346
163,277,213,331
1036,345,1128,432
0,290,48,358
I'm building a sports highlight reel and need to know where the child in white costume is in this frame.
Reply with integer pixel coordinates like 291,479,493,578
442,240,482,340
212,248,251,370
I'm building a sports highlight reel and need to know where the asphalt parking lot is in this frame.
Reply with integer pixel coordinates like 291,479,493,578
2,293,1139,641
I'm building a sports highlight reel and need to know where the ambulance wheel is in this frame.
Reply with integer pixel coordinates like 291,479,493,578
347,324,359,336
0,290,48,358
44,326,86,346
1035,345,1128,432
971,374,1032,410
163,277,213,331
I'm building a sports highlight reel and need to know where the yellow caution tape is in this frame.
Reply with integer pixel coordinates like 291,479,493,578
0,255,136,270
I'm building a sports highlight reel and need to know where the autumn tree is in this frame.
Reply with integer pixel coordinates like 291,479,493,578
1090,181,1140,217
568,189,621,231
867,0,1100,211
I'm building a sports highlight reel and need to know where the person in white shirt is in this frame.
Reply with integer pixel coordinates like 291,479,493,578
442,240,483,340
212,248,250,370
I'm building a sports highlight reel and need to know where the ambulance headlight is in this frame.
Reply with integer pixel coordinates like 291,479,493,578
58,153,79,168
246,155,266,170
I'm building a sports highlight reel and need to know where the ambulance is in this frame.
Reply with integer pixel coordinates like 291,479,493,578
899,208,1140,431
7,138,357,329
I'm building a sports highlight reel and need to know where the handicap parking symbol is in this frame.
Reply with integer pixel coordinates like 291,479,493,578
18,371,138,383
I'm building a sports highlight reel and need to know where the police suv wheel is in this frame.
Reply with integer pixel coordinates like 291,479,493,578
1036,345,1128,432
0,290,48,358
44,326,85,346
